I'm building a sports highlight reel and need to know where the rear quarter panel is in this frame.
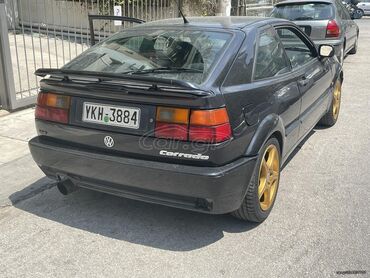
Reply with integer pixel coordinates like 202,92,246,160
220,26,302,160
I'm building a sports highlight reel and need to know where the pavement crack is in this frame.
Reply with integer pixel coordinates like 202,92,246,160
0,153,32,167
0,134,29,143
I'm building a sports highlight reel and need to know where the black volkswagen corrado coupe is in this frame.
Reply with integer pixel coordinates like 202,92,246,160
29,17,343,222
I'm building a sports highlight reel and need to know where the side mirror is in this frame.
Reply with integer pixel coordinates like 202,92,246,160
319,45,335,58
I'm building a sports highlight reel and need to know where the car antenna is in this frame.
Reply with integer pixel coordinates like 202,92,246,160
175,1,189,24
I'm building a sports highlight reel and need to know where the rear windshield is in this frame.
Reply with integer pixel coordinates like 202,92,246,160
63,29,233,85
271,3,334,21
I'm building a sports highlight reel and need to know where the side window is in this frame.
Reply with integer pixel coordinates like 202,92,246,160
276,28,316,69
253,28,290,81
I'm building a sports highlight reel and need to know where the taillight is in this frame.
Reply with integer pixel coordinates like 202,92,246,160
155,122,188,140
189,108,231,143
35,92,70,124
155,107,232,143
326,20,340,38
155,107,189,140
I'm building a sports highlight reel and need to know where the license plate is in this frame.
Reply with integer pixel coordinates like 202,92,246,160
82,102,140,129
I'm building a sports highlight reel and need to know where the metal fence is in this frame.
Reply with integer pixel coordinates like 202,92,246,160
0,0,177,110
232,0,275,16
0,0,276,111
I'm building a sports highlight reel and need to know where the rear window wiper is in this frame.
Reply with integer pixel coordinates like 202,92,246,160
121,67,204,75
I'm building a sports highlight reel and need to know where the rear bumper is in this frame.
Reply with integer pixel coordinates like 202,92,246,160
29,136,257,214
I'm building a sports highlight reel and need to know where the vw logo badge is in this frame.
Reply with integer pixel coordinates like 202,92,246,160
104,136,114,148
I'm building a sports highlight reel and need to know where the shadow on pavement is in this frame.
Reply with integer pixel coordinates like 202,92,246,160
10,183,258,251
9,129,318,251
9,176,55,206
282,130,316,170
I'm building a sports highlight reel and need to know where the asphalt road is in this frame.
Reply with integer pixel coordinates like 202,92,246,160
1,19,370,278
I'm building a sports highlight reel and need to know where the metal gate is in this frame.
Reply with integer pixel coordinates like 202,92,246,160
0,0,178,111
231,0,276,16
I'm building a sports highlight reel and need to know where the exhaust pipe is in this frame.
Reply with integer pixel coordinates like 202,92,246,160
56,174,78,195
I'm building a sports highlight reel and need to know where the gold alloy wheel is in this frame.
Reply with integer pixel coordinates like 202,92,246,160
258,144,280,211
332,81,342,120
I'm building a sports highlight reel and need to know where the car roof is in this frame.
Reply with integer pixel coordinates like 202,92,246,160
275,0,334,6
135,16,288,30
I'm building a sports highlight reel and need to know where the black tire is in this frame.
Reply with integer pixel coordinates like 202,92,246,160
319,79,342,127
348,36,358,55
356,9,364,19
232,138,281,223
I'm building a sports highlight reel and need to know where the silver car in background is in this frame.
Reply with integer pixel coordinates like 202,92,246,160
357,0,370,15
271,0,359,64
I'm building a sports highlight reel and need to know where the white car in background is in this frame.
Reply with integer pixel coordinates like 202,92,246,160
357,0,370,15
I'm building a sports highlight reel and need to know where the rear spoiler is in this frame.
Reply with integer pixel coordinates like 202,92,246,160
35,68,211,97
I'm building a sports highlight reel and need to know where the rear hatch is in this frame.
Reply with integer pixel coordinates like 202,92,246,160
271,2,335,40
35,70,232,166
34,27,246,166
292,19,331,40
